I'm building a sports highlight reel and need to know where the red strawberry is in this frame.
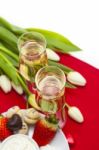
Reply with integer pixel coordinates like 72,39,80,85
33,116,58,146
0,115,13,141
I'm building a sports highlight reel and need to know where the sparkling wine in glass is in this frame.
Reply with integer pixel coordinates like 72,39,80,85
35,66,66,127
18,32,47,82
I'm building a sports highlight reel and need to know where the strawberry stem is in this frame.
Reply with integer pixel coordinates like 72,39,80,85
46,115,58,124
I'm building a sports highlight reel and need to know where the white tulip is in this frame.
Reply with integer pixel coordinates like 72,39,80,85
67,71,86,86
46,48,60,61
11,82,23,95
68,106,84,123
0,75,12,93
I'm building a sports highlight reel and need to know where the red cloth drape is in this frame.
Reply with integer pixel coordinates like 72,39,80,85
0,54,99,150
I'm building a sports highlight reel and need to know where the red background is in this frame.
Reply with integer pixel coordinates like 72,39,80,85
0,54,99,150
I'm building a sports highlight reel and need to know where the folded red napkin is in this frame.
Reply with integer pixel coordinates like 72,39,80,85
0,54,99,150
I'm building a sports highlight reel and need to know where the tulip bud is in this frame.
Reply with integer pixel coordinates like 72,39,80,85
46,48,60,61
0,75,11,93
11,82,23,95
67,71,86,86
68,106,84,123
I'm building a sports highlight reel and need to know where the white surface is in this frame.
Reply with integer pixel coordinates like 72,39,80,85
0,0,99,69
50,130,69,150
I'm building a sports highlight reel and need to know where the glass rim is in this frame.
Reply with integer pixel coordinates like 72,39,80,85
35,65,66,91
17,32,47,57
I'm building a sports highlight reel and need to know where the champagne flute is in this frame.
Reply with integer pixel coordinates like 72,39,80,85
35,66,66,127
18,32,47,83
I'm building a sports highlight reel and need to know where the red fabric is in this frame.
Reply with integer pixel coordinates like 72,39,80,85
0,54,99,150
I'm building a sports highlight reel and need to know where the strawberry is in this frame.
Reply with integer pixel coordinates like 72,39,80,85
0,115,13,141
33,116,58,146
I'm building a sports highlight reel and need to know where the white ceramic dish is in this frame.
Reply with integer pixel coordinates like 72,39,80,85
0,112,70,150
0,134,39,150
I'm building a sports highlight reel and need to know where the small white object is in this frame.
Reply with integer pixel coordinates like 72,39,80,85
11,82,23,95
40,144,56,150
6,106,20,118
67,71,86,86
0,75,12,93
68,106,84,123
46,48,60,61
